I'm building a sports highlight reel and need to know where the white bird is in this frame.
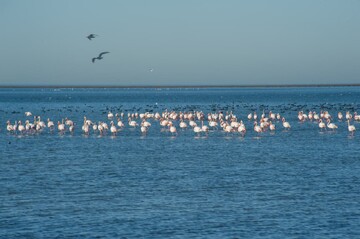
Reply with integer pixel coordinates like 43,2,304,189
348,120,356,134
141,120,151,127
58,121,65,132
108,112,114,120
200,121,208,133
338,112,343,121
318,119,326,130
92,124,98,132
129,120,138,127
253,112,258,120
179,121,187,129
47,118,55,129
238,123,246,134
25,112,32,117
326,119,338,130
224,125,233,133
193,126,202,134
117,119,125,128
98,124,104,135
269,121,276,131
69,125,75,133
169,126,177,135
6,121,14,133
18,121,25,133
254,122,262,133
282,117,291,130
189,120,197,128
110,121,117,135
141,126,148,134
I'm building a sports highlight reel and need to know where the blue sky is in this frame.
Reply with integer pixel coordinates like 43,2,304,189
0,0,359,86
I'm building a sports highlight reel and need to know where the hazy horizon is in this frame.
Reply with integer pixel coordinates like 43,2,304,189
1,0,359,86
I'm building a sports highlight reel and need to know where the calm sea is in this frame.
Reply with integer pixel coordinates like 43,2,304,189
1,87,360,238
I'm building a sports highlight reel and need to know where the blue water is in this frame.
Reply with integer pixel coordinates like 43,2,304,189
1,87,360,238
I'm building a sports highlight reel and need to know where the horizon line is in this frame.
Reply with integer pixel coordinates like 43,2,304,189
0,83,360,89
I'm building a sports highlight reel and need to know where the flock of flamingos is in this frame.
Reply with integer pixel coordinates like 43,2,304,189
4,109,358,136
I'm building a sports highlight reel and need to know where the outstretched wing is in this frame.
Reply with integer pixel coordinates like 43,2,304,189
92,57,97,63
99,51,110,57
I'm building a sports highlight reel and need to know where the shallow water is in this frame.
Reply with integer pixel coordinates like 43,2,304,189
1,87,360,238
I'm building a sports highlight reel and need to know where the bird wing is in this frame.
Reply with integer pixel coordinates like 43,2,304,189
87,34,97,40
92,57,97,63
99,52,110,57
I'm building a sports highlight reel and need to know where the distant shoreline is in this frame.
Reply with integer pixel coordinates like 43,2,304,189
0,84,360,89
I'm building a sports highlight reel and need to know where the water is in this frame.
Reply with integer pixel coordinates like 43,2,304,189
1,87,360,238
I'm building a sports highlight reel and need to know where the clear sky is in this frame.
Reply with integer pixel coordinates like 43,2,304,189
0,0,359,86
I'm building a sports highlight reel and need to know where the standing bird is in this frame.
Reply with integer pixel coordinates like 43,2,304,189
92,52,110,63
282,117,291,130
86,34,98,40
348,120,356,135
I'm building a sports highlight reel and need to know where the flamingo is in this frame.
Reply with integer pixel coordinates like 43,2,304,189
238,122,246,135
58,120,65,133
169,125,177,135
338,112,343,121
318,119,326,130
269,121,276,131
129,119,138,128
282,117,291,130
92,124,98,132
346,111,352,120
313,112,320,121
253,112,258,121
65,118,74,126
47,118,55,129
354,112,360,121
224,125,233,133
193,126,202,135
18,121,25,134
254,122,262,133
6,121,15,133
69,125,75,133
201,121,209,133
82,117,90,134
141,120,151,127
269,111,276,120
308,111,313,120
189,120,197,128
179,121,187,129
110,121,117,135
326,119,338,131
117,119,125,128
98,123,104,135
140,126,148,134
348,120,356,135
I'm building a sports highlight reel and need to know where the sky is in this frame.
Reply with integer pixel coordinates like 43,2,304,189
0,0,359,86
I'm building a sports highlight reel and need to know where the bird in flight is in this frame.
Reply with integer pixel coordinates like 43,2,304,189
86,34,98,40
92,52,110,63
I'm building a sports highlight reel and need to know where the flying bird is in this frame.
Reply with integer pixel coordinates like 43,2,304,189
86,34,98,40
92,52,110,63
